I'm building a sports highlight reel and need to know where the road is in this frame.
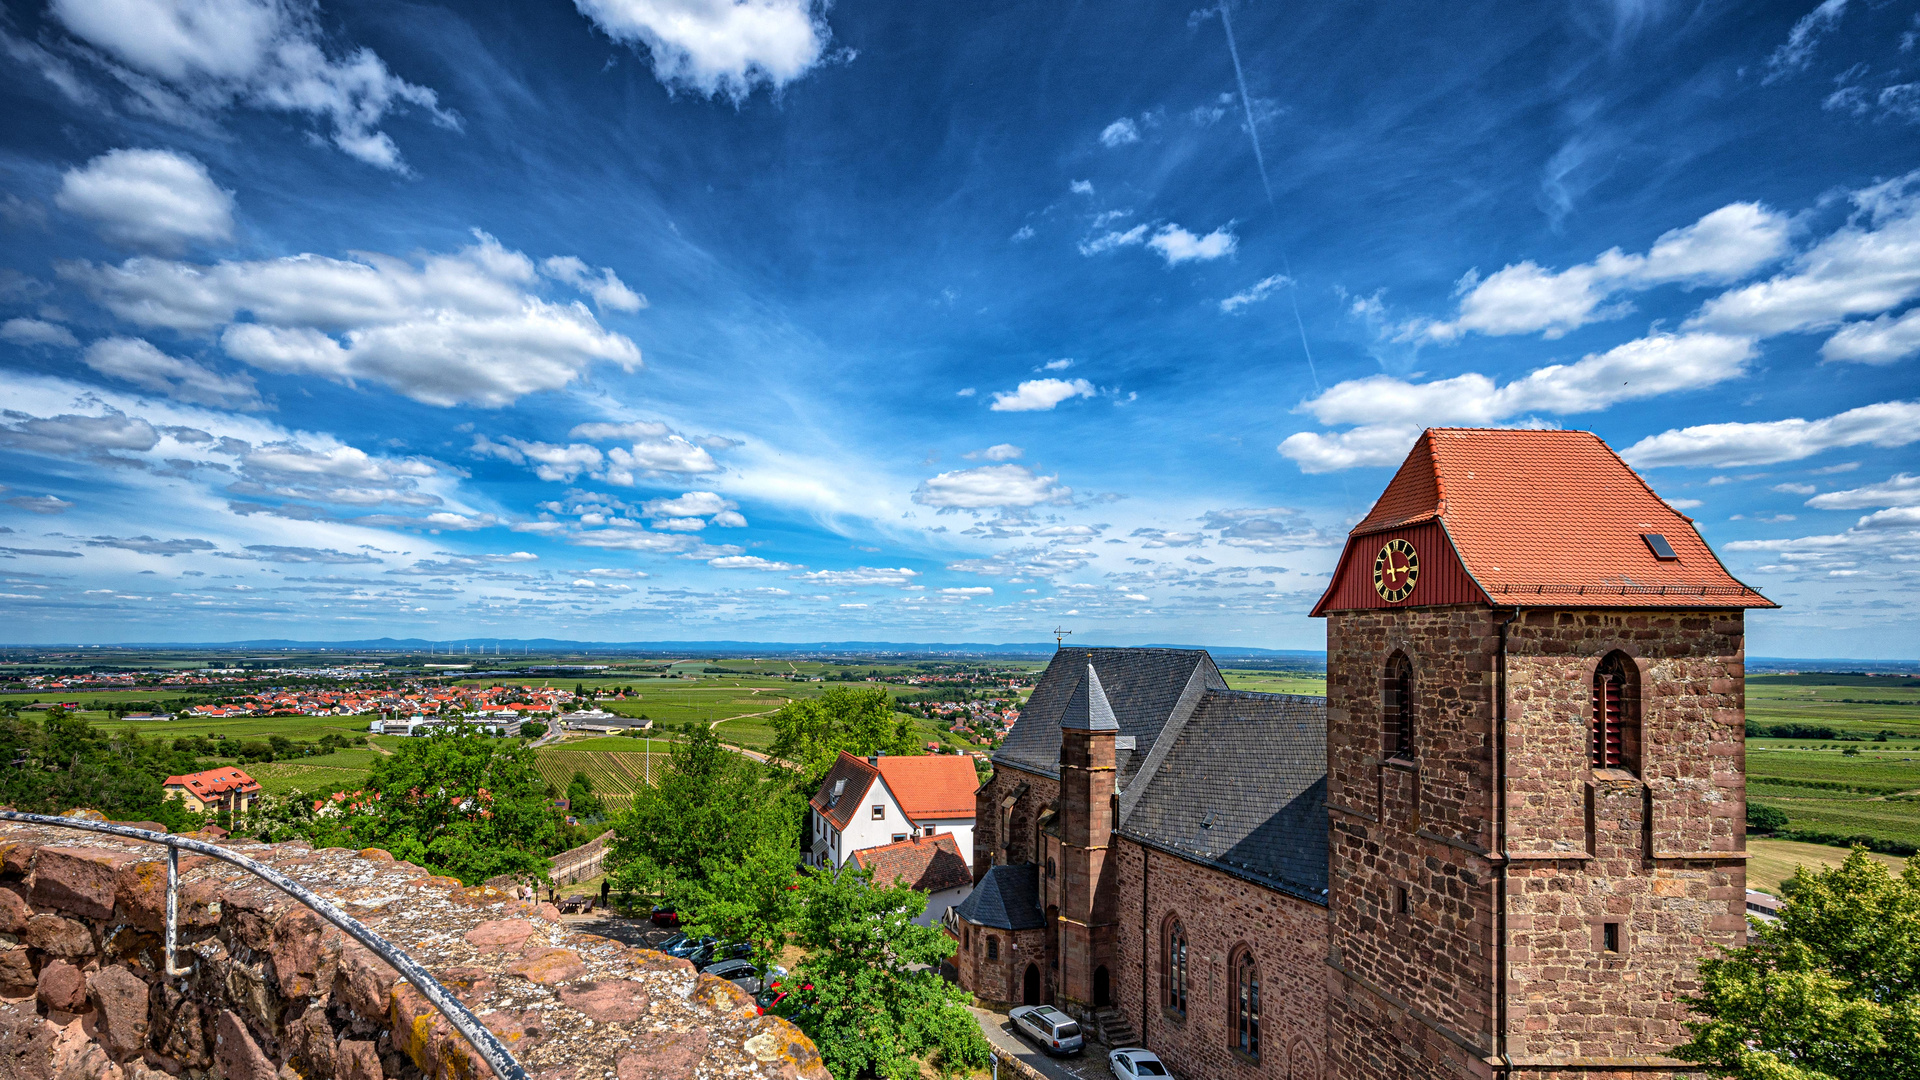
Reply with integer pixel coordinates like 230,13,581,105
970,1006,1113,1080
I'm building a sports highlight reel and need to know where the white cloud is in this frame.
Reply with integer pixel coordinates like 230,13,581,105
1415,202,1791,341
5,495,74,514
1806,473,1920,509
643,491,730,518
912,464,1071,509
56,149,234,253
1148,224,1237,265
540,256,646,313
1011,225,1034,242
942,586,993,595
963,443,1023,461
82,336,263,410
1220,274,1289,314
711,510,747,527
1621,400,1920,468
1099,118,1140,147
709,555,798,570
46,0,454,171
1766,0,1851,81
1200,507,1329,552
570,0,830,100
1664,498,1703,510
1773,482,1818,495
0,318,79,348
1070,180,1094,195
795,566,918,586
1288,331,1753,468
1078,224,1146,255
65,231,640,407
1042,358,1073,371
956,387,976,397
990,377,1097,412
1688,175,1920,337
1820,307,1920,364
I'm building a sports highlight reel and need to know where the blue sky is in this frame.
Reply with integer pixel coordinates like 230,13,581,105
1,0,1917,656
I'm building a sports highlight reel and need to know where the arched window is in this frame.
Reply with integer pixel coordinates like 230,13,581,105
1591,652,1640,773
1163,918,1188,1017
1383,651,1414,759
1232,948,1260,1059
986,936,999,960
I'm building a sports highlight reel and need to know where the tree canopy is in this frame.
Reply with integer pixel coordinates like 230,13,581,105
766,686,917,786
0,711,204,829
1675,848,1920,1080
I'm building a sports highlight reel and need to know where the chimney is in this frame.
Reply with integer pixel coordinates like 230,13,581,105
869,755,880,766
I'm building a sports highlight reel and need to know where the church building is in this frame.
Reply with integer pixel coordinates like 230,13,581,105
950,427,1774,1080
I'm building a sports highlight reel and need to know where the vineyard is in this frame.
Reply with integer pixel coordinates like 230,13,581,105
531,749,664,812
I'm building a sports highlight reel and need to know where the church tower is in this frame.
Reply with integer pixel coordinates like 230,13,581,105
1055,664,1120,1015
1311,428,1773,1079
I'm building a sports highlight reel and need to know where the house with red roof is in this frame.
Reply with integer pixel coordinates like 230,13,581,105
163,766,263,816
806,751,979,872
850,833,974,926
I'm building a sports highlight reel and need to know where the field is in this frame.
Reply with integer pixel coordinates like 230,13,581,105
532,748,666,813
1220,670,1327,696
1746,837,1908,894
247,749,383,795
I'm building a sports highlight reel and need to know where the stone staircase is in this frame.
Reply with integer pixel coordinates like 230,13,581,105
1092,1006,1139,1048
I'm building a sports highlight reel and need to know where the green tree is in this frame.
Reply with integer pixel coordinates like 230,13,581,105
0,711,206,828
1747,803,1788,834
767,686,917,785
680,827,802,966
1674,848,1920,1079
565,771,605,819
780,865,989,1080
301,731,558,885
605,726,800,903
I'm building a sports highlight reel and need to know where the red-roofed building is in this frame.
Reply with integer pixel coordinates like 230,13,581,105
163,767,263,816
850,833,974,926
807,751,978,871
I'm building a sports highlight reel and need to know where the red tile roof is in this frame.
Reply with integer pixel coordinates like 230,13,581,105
1335,428,1772,609
163,767,261,796
874,754,979,820
850,833,973,893
809,752,881,831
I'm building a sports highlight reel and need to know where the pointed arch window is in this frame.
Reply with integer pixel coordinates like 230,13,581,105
1383,652,1414,759
1163,917,1188,1017
1232,948,1261,1060
1591,652,1640,773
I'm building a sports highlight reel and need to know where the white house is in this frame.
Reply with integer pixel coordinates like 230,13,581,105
806,751,979,871
850,833,974,926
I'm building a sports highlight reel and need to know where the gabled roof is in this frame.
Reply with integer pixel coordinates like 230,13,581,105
808,752,879,831
163,767,260,795
874,755,979,820
951,863,1044,931
1120,689,1328,904
994,648,1225,783
1316,428,1773,611
850,833,973,893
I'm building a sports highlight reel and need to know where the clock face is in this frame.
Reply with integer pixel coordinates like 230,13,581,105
1373,538,1419,602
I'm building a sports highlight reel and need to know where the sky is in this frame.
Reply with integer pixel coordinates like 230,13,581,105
1,0,1918,656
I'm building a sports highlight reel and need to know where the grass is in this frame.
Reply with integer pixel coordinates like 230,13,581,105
1747,674,1920,737
1220,671,1328,696
1746,837,1908,894
95,713,375,741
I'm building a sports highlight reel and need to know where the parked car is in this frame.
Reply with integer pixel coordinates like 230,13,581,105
650,905,680,927
1008,1005,1083,1056
661,934,716,959
702,958,766,995
696,942,756,969
755,979,811,1016
1108,1047,1169,1077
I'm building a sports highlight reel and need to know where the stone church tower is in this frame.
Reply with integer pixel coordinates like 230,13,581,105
1311,428,1774,1078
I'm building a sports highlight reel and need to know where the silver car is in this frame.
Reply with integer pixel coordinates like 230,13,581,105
1008,1005,1084,1055
1109,1047,1170,1077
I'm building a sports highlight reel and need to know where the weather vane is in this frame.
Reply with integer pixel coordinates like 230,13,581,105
1053,626,1072,649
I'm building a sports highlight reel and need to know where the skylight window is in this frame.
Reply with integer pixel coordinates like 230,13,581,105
1642,534,1678,561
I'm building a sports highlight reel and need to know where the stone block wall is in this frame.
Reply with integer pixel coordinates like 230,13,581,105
971,765,1058,879
948,922,1045,1010
0,820,826,1080
1110,838,1328,1080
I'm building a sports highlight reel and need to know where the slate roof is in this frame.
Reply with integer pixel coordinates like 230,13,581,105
951,863,1044,930
1119,689,1329,904
1058,664,1119,731
994,648,1223,784
850,833,973,893
1318,428,1773,611
874,755,979,820
808,751,880,831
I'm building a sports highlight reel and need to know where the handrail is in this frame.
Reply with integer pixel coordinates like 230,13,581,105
0,811,527,1080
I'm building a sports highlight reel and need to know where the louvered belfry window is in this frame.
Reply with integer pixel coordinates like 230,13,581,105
1591,652,1638,772
1383,652,1414,759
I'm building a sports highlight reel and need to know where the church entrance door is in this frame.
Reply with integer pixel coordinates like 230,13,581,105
1094,966,1110,1006
1023,964,1040,1006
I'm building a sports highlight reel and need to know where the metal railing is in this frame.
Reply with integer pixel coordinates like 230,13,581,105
0,811,526,1080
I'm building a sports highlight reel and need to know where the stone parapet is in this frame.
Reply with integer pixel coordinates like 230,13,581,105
0,820,827,1080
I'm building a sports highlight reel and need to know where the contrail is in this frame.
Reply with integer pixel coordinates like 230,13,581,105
1217,1,1322,394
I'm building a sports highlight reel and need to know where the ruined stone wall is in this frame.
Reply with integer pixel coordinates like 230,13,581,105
1110,838,1327,1080
948,922,1045,1011
0,820,826,1080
